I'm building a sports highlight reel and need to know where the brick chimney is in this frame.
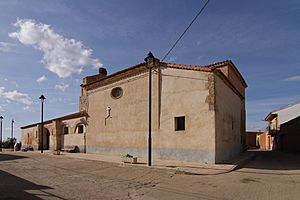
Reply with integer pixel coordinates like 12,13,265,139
98,67,107,78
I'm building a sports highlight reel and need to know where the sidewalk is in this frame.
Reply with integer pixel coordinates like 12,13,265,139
45,151,255,175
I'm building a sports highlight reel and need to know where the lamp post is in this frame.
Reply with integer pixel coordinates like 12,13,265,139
39,94,46,153
11,119,14,139
145,52,155,166
0,116,3,151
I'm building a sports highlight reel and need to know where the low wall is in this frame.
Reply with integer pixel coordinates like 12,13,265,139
1,148,14,152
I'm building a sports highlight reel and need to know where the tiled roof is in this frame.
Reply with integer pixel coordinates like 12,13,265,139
264,113,277,121
165,63,212,72
21,111,87,129
271,100,300,113
82,60,242,91
158,60,246,87
165,60,232,71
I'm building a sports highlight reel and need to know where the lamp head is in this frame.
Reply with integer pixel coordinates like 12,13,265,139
39,94,46,102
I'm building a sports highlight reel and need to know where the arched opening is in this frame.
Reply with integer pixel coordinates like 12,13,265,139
44,129,50,150
75,124,85,134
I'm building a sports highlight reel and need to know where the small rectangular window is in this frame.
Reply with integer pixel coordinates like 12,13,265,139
175,116,185,131
63,126,69,135
78,125,84,134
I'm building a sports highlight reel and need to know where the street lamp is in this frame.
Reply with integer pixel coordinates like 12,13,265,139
11,119,14,139
144,52,155,166
0,116,3,151
39,94,46,153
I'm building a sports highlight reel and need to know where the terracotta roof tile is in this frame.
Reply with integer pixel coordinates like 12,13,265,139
21,111,87,129
163,60,236,71
82,59,245,91
165,63,212,72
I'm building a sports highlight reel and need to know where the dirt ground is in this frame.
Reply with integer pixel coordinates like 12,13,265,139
0,151,299,200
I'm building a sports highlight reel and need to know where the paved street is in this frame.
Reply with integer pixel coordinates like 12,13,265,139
0,151,299,200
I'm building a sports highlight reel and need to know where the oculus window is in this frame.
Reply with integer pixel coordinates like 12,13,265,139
175,116,185,131
111,87,123,99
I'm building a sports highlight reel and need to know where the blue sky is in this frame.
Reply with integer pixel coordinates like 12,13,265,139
0,0,299,140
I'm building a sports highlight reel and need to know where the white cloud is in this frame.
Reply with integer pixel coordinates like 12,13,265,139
0,86,33,108
55,83,69,92
9,18,103,78
36,75,47,83
0,42,16,52
283,75,300,81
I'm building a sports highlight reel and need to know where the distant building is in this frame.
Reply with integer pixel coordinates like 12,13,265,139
265,101,300,152
245,131,259,149
258,130,272,150
21,53,247,163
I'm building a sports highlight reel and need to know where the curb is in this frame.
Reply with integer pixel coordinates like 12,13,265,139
231,152,256,171
174,152,256,176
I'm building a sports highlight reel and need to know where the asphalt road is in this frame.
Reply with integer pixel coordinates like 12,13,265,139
0,151,299,200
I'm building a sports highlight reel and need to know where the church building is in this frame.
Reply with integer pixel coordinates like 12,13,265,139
21,53,247,164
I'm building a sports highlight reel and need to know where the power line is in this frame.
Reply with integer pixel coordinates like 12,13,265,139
161,0,210,62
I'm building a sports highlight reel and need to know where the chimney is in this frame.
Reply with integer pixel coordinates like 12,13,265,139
98,67,107,78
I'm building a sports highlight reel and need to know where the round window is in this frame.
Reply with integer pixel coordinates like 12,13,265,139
111,87,123,99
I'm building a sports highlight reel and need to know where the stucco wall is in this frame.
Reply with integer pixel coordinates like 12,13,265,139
86,72,157,157
21,126,39,149
269,117,279,130
61,117,86,152
259,131,271,150
86,68,216,163
157,68,216,163
21,116,86,152
214,73,244,163
21,124,52,150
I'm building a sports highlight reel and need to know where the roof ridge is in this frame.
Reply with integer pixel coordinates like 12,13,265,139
83,62,145,87
163,60,231,68
21,111,87,129
271,99,300,113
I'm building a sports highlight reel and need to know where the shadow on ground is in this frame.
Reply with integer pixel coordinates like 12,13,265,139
0,153,27,161
0,170,65,200
240,150,300,171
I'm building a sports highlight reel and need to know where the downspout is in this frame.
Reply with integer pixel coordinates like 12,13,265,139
158,63,162,129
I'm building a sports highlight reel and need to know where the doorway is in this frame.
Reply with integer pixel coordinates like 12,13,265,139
44,129,50,150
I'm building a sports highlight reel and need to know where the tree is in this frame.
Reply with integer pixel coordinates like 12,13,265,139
1,137,16,148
